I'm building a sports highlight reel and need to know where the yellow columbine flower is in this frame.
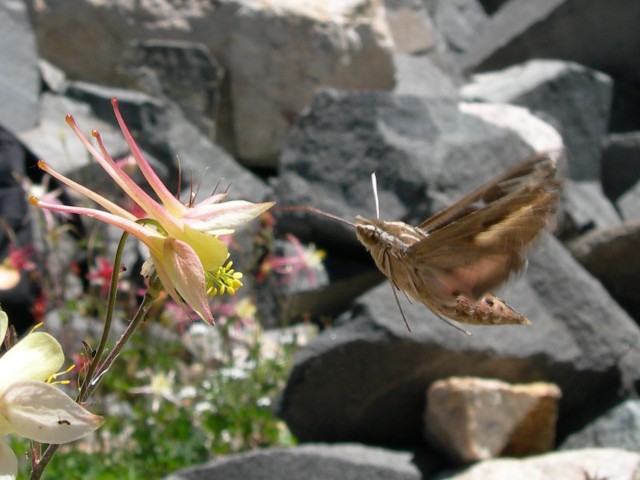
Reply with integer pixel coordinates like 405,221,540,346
31,97,274,324
0,311,102,479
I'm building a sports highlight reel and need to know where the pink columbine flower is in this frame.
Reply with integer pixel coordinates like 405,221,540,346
30,98,274,324
5,244,36,272
260,234,326,286
86,256,119,295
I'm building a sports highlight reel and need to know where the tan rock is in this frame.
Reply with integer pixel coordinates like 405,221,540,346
425,376,561,463
26,0,395,167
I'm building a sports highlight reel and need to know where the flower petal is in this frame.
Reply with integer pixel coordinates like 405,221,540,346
160,239,215,325
179,226,228,271
0,438,18,480
1,381,102,444
182,201,275,233
0,333,63,391
0,311,7,346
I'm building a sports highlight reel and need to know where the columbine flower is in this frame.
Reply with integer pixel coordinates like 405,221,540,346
4,245,37,272
0,310,102,479
86,256,119,295
129,370,179,413
30,97,274,324
260,234,326,285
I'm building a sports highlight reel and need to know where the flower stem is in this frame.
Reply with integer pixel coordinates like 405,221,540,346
31,233,160,480
77,231,129,404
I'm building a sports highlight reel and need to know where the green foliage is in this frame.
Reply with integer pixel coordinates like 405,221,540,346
15,319,299,479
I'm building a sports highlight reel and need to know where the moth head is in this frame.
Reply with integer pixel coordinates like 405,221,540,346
355,215,383,249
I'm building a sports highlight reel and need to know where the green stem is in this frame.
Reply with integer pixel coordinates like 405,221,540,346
30,231,162,480
77,231,129,404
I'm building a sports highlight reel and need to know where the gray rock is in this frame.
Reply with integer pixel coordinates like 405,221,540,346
428,0,489,73
18,93,129,175
560,179,621,238
619,180,640,222
462,0,640,82
560,400,640,451
436,448,640,480
276,89,540,251
462,59,613,181
568,220,640,320
0,1,40,134
38,59,67,93
384,0,436,55
121,40,225,145
277,235,640,446
602,132,640,201
393,54,459,98
476,0,508,15
165,443,423,480
61,81,272,202
26,0,395,167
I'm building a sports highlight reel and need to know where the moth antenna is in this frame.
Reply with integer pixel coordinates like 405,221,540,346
276,205,356,228
390,283,411,332
371,172,380,219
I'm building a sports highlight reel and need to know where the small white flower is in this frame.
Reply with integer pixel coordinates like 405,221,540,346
129,370,180,413
0,311,103,479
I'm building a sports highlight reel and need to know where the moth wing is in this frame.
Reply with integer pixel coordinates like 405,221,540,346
409,152,562,303
418,152,560,233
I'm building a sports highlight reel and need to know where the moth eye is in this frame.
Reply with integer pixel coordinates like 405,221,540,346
484,298,494,307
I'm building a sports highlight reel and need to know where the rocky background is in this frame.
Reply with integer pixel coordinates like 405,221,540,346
1,0,639,478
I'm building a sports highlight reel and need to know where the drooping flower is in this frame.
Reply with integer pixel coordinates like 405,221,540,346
30,97,274,324
4,245,37,272
259,233,326,286
0,311,102,479
129,370,180,413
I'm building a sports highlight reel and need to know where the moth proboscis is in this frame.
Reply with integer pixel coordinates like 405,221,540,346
281,151,563,335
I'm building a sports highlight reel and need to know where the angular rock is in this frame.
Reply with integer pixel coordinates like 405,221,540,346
458,102,563,153
276,90,559,252
438,448,640,480
393,54,459,98
602,132,640,201
165,443,423,480
19,92,130,175
277,235,640,447
384,0,436,55
38,59,67,93
461,0,640,82
568,221,640,319
0,1,40,133
61,81,272,202
462,59,613,180
560,180,621,238
619,180,640,222
427,0,489,73
477,0,509,15
121,40,225,143
560,399,640,451
26,0,395,166
425,377,560,462
0,126,41,334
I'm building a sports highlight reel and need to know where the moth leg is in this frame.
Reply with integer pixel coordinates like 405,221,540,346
433,312,472,336
389,282,412,332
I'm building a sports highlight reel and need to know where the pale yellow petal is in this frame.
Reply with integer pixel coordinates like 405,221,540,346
0,438,17,480
0,333,64,392
2,381,103,444
0,311,6,346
